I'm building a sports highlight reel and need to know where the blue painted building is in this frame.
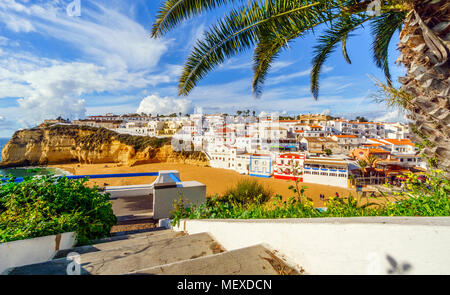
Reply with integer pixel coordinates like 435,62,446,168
249,154,272,178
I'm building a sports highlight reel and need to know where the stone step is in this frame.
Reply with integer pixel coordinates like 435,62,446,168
130,245,301,275
54,229,185,259
9,233,226,275
99,227,172,243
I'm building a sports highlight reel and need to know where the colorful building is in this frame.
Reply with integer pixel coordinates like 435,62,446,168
274,153,305,181
249,154,272,178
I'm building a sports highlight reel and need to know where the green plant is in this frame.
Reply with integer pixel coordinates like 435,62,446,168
381,170,450,216
223,179,272,205
170,170,449,224
0,175,117,245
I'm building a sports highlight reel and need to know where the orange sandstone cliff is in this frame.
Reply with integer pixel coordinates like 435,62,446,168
0,125,209,168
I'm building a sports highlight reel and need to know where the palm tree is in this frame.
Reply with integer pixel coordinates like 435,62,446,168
151,0,449,173
365,154,380,182
357,159,369,176
365,154,379,169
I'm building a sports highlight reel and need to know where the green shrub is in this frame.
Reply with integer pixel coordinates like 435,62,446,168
379,170,450,216
223,179,272,205
0,175,117,245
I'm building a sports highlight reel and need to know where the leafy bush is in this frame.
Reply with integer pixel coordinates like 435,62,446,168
223,179,272,205
170,170,450,226
0,175,117,244
380,170,450,216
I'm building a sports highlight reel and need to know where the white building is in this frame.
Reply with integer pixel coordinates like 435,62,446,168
116,122,150,136
235,154,251,174
209,145,238,170
332,120,385,138
384,122,411,140
147,121,165,137
302,157,349,188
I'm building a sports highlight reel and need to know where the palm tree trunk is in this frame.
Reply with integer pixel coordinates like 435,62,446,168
396,0,450,175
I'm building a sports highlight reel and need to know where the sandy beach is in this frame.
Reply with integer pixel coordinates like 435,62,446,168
51,162,358,207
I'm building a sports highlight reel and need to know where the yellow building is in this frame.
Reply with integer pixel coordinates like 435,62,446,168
297,114,327,125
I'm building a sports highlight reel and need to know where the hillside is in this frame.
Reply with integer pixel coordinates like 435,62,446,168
0,125,209,168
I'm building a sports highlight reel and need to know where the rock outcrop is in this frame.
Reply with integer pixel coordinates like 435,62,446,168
0,125,209,168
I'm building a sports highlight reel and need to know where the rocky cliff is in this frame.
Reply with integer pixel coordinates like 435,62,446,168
0,125,209,168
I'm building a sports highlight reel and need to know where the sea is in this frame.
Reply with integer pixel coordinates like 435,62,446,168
0,137,63,178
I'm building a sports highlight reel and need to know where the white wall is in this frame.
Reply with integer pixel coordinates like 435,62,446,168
302,171,348,188
0,232,76,274
104,170,181,198
174,217,450,275
153,181,206,219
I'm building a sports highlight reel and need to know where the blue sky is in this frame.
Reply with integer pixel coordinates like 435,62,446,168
0,0,407,137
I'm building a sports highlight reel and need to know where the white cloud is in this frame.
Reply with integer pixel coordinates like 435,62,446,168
266,66,334,86
0,0,169,71
0,115,16,131
3,14,35,32
0,1,181,129
137,94,193,115
0,49,162,127
374,109,408,123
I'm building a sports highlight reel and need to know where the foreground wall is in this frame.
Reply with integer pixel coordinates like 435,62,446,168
0,232,76,274
174,217,450,275
153,181,206,219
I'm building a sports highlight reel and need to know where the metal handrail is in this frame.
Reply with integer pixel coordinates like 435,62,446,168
1,172,162,184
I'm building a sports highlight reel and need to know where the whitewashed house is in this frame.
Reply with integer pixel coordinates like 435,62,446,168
235,154,251,174
302,157,349,188
147,121,164,137
209,145,238,170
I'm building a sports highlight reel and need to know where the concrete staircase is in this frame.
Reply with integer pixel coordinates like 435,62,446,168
8,229,300,275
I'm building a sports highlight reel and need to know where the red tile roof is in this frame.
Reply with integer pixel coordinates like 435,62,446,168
368,148,391,154
335,135,357,138
382,139,415,146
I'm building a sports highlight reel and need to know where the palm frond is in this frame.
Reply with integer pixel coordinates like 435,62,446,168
370,11,406,86
178,0,333,96
311,15,372,99
152,0,242,38
341,32,351,64
251,33,287,98
251,23,316,98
